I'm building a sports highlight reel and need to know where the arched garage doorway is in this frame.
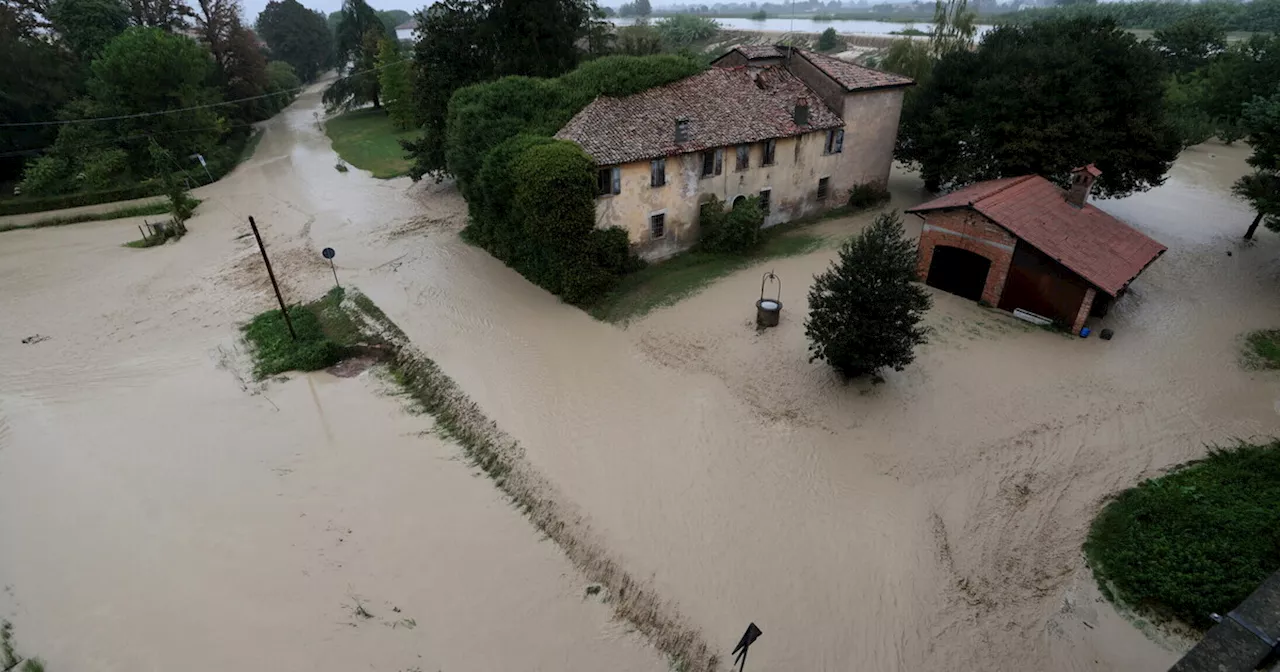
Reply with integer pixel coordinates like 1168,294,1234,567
925,246,991,302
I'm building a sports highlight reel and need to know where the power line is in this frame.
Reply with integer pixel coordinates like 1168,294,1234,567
0,59,406,129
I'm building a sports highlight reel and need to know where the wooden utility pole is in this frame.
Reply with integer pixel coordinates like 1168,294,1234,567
248,216,296,340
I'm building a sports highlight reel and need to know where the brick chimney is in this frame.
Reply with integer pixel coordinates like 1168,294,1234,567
793,96,809,126
674,117,690,144
1066,164,1101,207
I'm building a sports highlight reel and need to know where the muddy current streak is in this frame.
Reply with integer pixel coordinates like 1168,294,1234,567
2,80,1278,672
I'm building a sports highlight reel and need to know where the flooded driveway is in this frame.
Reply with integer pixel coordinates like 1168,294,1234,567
3,80,1278,672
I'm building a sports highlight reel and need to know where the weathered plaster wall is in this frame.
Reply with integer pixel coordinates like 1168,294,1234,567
835,87,905,194
595,129,848,260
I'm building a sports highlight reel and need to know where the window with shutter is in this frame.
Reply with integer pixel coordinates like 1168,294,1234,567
759,189,771,214
702,151,715,177
650,158,666,187
762,139,776,166
736,145,750,171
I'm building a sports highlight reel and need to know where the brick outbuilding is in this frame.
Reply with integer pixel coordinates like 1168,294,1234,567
906,166,1166,334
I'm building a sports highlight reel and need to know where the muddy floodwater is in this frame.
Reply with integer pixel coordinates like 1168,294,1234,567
3,80,1279,672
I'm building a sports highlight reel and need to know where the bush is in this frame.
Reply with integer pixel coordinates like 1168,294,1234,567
653,15,720,46
502,140,634,304
805,211,931,378
1084,442,1280,629
750,10,767,20
818,27,841,51
17,156,74,196
699,195,763,254
80,149,130,191
847,182,891,210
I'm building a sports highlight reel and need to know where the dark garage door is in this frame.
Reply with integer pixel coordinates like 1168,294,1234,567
925,246,991,302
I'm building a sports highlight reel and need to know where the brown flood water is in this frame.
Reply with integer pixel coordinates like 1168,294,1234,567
3,80,1279,672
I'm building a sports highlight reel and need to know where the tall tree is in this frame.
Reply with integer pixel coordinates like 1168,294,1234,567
403,0,600,180
126,0,190,29
334,0,383,69
1202,33,1280,142
805,211,931,380
376,37,413,128
897,17,1180,196
256,0,333,82
1152,13,1226,74
47,0,130,62
1234,91,1280,240
0,3,77,183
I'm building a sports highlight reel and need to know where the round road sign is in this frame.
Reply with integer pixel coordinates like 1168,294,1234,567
322,247,335,259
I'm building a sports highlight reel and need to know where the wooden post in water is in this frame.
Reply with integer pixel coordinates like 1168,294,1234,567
248,216,296,341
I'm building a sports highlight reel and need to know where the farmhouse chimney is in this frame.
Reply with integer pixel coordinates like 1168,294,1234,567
674,117,690,144
793,96,810,126
1067,164,1100,207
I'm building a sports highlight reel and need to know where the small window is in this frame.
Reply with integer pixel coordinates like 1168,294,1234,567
759,188,771,214
649,212,666,239
736,144,750,171
597,166,620,196
824,129,844,155
702,151,715,177
762,138,776,166
650,158,666,187
817,176,830,200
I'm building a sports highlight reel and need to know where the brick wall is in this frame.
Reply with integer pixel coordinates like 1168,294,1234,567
915,209,1016,306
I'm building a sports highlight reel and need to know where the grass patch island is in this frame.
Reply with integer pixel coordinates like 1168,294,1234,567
1241,329,1280,369
241,288,368,378
324,109,417,179
1084,441,1280,630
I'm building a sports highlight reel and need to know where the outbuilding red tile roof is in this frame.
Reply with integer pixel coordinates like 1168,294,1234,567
792,48,915,91
555,66,843,166
906,175,1166,296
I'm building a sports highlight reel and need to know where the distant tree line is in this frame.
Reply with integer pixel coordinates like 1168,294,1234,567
1006,0,1280,33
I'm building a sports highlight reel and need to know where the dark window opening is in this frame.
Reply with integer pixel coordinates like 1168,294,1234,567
650,213,666,239
702,151,715,177
650,158,666,187
736,144,750,171
824,129,844,155
817,176,830,200
762,139,776,166
926,246,992,302
759,189,771,214
597,167,620,196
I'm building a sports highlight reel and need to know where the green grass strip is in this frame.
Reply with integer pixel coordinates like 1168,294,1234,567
1084,441,1280,630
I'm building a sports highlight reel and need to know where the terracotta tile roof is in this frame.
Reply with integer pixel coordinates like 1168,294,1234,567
731,45,784,59
555,66,843,166
792,48,914,92
907,175,1166,296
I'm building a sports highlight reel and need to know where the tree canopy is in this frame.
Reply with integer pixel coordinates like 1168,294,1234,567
805,211,931,380
46,0,129,63
1151,13,1226,74
897,17,1180,196
403,0,607,181
256,0,334,82
1234,91,1280,240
